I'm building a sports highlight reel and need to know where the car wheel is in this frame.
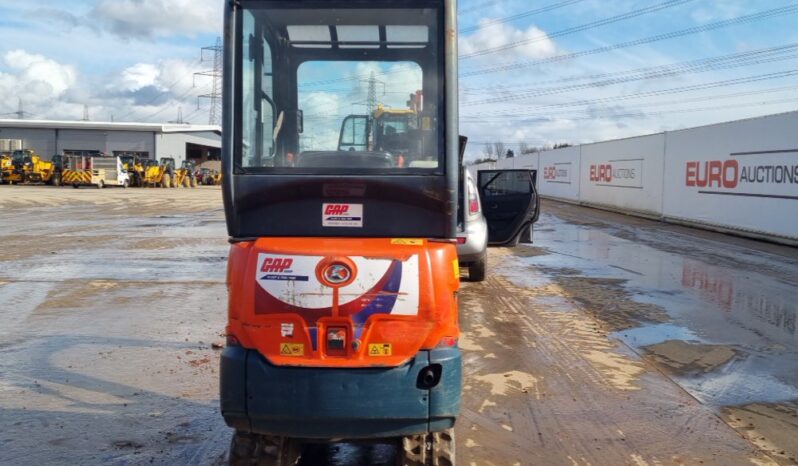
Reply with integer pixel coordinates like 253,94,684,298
468,255,487,282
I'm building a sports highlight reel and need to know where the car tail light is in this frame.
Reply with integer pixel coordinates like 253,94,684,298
469,199,479,214
468,183,480,214
456,237,467,244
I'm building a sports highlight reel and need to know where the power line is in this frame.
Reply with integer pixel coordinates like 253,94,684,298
459,98,798,136
462,42,798,94
468,69,798,111
461,0,694,59
463,83,798,120
294,78,798,123
460,0,585,33
299,3,798,88
461,4,798,77
463,48,798,105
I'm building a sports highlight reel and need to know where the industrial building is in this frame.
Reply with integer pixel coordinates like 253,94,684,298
0,119,221,166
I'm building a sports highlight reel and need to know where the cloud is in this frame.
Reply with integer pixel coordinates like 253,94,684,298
116,63,161,92
0,50,77,108
90,0,222,39
0,50,210,123
460,21,558,60
22,0,221,40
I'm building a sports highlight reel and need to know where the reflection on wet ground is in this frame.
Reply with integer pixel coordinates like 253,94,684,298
500,201,798,464
518,202,798,408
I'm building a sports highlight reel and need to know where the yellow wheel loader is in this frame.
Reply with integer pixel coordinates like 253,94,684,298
173,160,198,188
142,158,172,188
120,155,145,187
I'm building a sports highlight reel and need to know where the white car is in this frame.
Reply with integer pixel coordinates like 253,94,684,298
457,165,540,282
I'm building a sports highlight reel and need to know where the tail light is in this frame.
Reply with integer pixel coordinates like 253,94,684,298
436,336,458,348
456,237,467,245
469,199,479,214
326,327,347,356
468,183,480,214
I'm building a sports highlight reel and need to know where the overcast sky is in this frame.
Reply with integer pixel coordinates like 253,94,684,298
1,0,797,160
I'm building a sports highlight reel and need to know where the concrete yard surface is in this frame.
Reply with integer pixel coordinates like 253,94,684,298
0,186,796,465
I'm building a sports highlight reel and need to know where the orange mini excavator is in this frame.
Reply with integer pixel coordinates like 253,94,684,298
218,1,533,464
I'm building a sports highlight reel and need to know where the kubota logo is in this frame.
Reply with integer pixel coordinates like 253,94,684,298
323,263,352,285
261,258,294,273
325,204,349,216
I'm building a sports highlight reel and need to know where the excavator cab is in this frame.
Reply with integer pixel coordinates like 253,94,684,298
220,0,462,464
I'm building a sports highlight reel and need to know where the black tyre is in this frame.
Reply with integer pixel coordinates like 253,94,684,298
228,431,301,466
73,183,80,189
468,255,487,282
398,428,455,466
519,224,533,244
52,174,61,187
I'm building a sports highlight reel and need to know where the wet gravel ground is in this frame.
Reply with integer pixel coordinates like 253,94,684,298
1,187,796,465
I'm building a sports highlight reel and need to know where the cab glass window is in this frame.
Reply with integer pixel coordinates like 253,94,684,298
236,4,442,174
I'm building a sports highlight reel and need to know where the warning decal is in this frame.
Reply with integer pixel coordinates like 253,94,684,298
391,239,424,246
368,343,392,357
279,343,304,357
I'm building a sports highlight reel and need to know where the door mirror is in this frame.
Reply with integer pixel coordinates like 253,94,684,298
338,115,370,151
477,170,538,246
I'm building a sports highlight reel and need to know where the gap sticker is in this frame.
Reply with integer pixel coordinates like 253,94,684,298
259,257,309,282
323,203,363,228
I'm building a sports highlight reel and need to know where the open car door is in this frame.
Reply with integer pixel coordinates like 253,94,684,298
478,169,539,246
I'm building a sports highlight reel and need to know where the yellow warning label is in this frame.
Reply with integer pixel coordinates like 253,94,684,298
368,343,393,357
452,258,460,278
391,238,424,246
279,343,304,357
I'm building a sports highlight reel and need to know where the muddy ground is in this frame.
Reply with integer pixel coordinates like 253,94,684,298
0,186,796,465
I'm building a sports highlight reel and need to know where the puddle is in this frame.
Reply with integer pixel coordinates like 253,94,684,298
612,323,701,347
518,212,798,407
